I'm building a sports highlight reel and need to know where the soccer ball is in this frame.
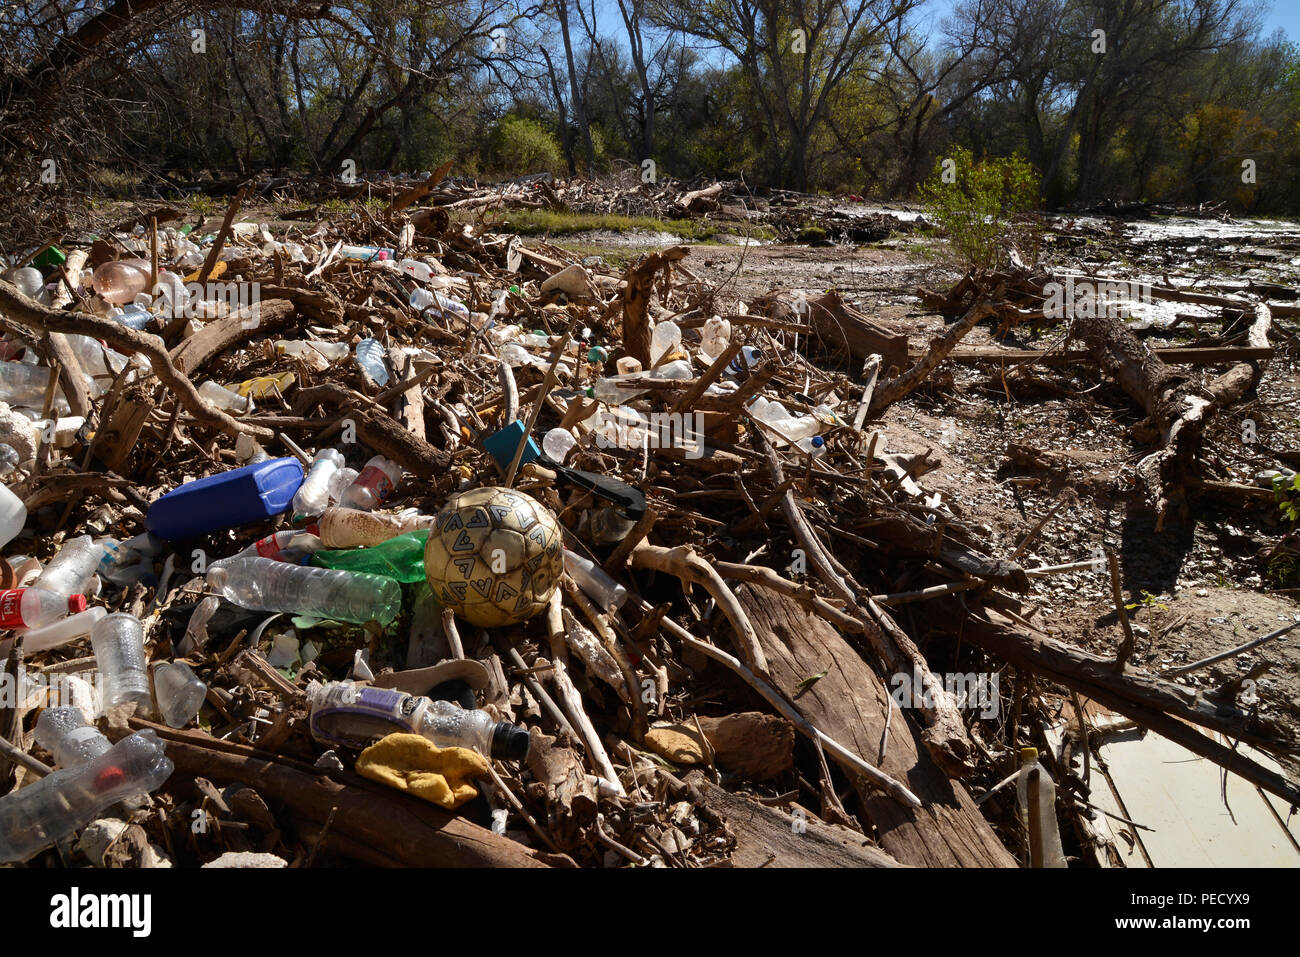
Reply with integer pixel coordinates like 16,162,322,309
425,486,565,628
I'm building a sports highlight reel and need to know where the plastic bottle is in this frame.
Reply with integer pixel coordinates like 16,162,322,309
650,319,682,366
1015,747,1067,868
397,258,435,282
275,340,349,364
355,338,390,386
0,590,86,629
564,549,627,610
542,427,577,464
317,506,430,548
222,528,321,565
229,372,295,399
700,316,732,360
340,456,402,511
0,730,172,864
91,259,152,305
796,435,826,455
153,662,207,728
327,466,359,504
0,361,53,408
0,443,19,475
293,448,345,519
726,346,762,377
15,606,106,653
206,557,402,625
146,456,304,540
307,681,530,759
311,529,429,583
0,482,25,547
32,536,109,597
106,304,152,331
339,245,393,262
198,380,251,413
410,288,470,322
34,706,111,768
90,612,152,712
7,267,46,300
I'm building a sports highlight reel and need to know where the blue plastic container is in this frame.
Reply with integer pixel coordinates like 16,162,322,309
146,457,305,540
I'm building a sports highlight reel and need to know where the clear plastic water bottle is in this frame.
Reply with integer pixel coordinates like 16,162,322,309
340,456,402,511
7,267,45,300
0,480,25,547
33,535,110,597
0,443,20,476
206,557,402,625
90,612,152,712
726,346,762,377
16,606,105,653
796,435,826,455
106,303,152,330
564,549,627,610
1015,747,1067,868
153,661,207,728
0,361,53,408
324,463,358,504
397,259,435,283
293,448,345,519
410,288,469,322
0,590,86,629
306,681,530,759
35,706,111,768
650,319,682,366
355,339,390,386
91,259,152,305
198,380,251,413
0,729,172,863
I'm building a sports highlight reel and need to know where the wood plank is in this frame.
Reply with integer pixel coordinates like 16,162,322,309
684,772,904,868
735,583,1017,867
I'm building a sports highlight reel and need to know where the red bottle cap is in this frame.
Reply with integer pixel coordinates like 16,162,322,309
66,594,87,614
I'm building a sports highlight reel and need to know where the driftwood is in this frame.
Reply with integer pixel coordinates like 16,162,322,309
620,245,687,366
736,585,1016,867
144,720,561,867
683,772,903,868
868,299,993,418
1073,305,1271,528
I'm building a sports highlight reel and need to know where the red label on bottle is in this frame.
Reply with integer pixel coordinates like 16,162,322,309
0,589,27,628
355,466,394,505
254,534,284,560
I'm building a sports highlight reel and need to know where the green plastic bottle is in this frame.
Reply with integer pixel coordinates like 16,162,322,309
310,529,429,583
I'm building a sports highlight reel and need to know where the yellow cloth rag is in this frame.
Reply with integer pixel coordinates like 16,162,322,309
355,733,489,810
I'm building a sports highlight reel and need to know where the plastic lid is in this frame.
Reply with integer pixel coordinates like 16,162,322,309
491,723,531,762
66,594,87,614
1019,746,1038,763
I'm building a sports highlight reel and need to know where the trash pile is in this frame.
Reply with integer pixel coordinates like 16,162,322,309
0,179,1294,869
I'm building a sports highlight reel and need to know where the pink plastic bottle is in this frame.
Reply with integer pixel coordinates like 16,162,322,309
91,260,152,305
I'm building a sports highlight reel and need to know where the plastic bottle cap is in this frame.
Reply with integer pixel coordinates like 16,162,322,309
811,436,825,449
1019,746,1038,762
492,724,531,762
66,594,87,614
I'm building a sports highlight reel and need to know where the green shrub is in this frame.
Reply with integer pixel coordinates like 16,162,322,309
918,147,1041,272
491,116,565,175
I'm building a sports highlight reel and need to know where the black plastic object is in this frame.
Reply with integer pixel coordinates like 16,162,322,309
491,723,531,761
537,453,646,521
430,678,478,711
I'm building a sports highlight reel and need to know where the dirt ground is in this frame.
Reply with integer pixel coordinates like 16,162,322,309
556,226,1300,741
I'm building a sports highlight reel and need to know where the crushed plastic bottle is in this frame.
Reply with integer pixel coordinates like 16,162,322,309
317,506,430,548
292,448,345,520
222,528,321,565
16,606,106,653
153,662,207,728
397,258,435,282
340,456,402,511
0,480,25,548
307,681,530,759
327,466,359,504
90,613,152,712
410,287,470,322
311,529,429,583
355,338,390,386
564,549,627,610
0,361,53,409
0,729,173,863
206,557,402,625
650,319,682,366
6,266,46,300
33,536,111,598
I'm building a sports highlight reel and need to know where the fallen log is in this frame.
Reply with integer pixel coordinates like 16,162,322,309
736,584,1016,867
